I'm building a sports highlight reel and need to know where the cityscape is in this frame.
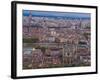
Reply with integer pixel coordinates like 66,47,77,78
23,10,91,69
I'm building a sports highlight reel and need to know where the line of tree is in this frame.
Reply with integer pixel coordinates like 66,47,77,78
23,37,39,43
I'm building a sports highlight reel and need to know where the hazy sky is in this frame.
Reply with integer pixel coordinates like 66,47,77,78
23,10,90,18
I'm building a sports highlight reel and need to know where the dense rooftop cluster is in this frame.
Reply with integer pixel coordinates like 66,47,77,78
23,15,91,69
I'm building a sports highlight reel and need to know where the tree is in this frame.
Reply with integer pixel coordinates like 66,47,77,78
35,46,47,55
